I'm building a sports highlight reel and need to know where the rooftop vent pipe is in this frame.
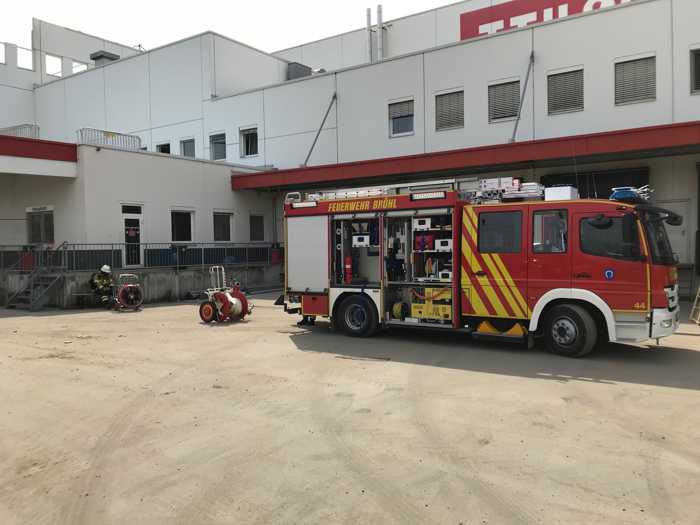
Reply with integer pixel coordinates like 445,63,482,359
377,4,384,61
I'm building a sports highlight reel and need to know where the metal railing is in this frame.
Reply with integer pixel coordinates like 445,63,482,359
76,128,142,151
0,243,279,272
0,124,40,139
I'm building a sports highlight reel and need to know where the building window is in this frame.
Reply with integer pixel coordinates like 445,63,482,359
72,61,87,74
213,213,232,242
435,91,464,131
171,211,193,242
27,211,54,244
580,216,640,260
533,210,568,254
45,54,62,77
478,211,522,253
17,47,33,71
210,133,226,161
180,139,195,158
615,56,656,105
389,100,414,137
121,205,142,215
240,128,259,157
691,50,700,94
156,143,171,154
547,69,584,115
249,214,264,242
488,80,520,121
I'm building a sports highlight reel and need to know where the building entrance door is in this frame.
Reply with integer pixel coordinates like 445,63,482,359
124,218,142,266
121,205,143,267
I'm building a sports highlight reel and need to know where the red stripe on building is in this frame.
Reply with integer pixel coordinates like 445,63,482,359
0,135,78,162
231,121,700,190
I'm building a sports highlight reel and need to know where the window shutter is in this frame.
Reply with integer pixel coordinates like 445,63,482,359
389,100,414,119
615,57,656,105
693,50,700,93
435,91,464,130
488,81,520,121
548,69,584,114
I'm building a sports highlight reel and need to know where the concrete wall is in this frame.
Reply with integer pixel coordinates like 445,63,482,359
273,0,513,71
77,146,276,244
200,0,700,170
0,173,86,246
0,145,275,246
34,33,288,160
0,44,37,128
0,264,283,308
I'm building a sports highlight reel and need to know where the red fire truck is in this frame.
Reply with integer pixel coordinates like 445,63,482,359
282,181,681,357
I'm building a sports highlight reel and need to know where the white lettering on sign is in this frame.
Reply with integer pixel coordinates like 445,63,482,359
464,0,633,40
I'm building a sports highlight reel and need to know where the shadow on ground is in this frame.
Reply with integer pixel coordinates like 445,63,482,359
289,321,700,392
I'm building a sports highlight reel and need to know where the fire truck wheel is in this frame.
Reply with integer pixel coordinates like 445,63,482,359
338,295,378,338
543,304,598,358
199,301,217,323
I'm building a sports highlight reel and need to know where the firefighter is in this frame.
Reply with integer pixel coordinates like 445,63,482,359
89,265,114,304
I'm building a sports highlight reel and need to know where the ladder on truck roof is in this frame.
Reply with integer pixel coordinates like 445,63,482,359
285,179,458,203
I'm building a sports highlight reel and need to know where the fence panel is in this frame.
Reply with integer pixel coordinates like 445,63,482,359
1,243,277,271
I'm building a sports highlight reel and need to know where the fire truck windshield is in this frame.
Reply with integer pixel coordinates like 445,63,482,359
640,209,677,266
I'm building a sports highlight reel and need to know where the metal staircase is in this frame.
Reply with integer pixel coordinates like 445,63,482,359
7,270,65,311
6,243,67,311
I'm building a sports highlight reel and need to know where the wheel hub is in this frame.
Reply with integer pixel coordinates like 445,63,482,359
552,317,578,346
345,304,367,330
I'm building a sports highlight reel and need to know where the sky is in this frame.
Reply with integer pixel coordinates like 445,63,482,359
2,0,456,53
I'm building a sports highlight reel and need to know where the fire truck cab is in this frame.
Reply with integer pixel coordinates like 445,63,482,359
282,181,681,357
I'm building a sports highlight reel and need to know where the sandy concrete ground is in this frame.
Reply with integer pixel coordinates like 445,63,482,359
0,295,699,525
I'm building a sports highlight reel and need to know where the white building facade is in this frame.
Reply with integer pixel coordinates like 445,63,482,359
0,0,699,292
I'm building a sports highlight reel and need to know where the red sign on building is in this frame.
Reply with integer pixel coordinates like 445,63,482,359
460,0,631,41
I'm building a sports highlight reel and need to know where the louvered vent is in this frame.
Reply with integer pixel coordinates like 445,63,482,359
488,81,520,121
692,50,700,93
548,69,584,115
615,56,656,105
435,91,464,130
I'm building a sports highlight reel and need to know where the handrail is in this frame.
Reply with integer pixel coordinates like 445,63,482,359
0,242,277,272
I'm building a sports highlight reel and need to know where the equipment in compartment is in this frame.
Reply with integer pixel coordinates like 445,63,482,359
410,212,453,283
410,287,452,322
413,217,431,231
438,270,452,281
435,239,452,252
414,233,435,251
352,234,370,247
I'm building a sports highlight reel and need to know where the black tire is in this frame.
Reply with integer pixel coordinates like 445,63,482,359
199,301,217,323
337,295,379,338
543,304,598,358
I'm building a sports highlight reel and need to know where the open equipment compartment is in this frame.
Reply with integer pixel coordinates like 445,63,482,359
383,208,455,327
332,216,381,287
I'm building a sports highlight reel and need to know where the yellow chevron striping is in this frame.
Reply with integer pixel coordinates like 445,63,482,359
461,263,490,317
491,254,530,316
466,207,531,317
461,211,509,317
481,252,525,318
461,231,491,316
464,205,524,317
